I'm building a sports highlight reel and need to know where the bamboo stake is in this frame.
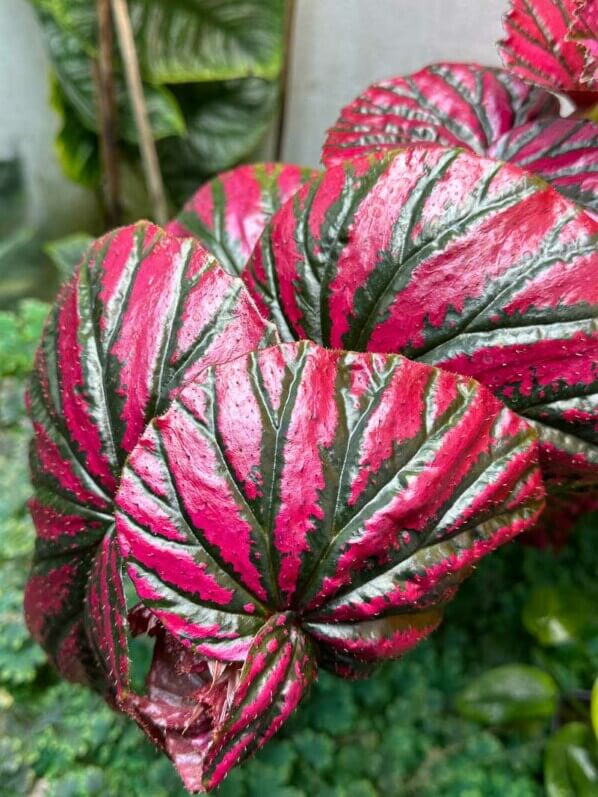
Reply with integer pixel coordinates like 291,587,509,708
111,0,168,225
95,0,121,226
275,0,296,161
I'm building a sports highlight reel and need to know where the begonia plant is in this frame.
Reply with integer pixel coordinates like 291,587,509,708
23,1,598,792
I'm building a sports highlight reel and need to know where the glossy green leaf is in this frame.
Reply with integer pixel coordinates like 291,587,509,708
51,79,101,188
545,723,598,797
159,79,279,206
523,586,598,646
455,664,558,725
41,11,186,143
34,0,285,84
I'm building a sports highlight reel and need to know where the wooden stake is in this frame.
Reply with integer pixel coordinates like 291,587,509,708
275,0,296,161
111,0,168,225
95,0,121,226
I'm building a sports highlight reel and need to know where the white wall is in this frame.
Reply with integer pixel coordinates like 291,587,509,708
282,0,506,166
0,0,99,237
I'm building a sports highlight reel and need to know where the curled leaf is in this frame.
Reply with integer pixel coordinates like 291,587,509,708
499,0,597,97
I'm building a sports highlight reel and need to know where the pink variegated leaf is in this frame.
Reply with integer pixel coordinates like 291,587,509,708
489,116,598,216
499,0,598,98
116,341,543,739
105,609,316,793
25,221,277,691
244,148,598,525
84,531,130,698
201,613,316,791
321,63,559,167
321,63,597,211
568,0,598,87
167,163,318,277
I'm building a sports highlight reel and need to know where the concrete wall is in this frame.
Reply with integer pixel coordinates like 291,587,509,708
282,0,505,166
0,0,100,237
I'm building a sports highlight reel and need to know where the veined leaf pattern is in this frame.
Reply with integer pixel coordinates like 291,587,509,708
322,63,558,167
499,0,598,95
24,221,277,690
167,162,318,277
116,342,544,676
321,63,597,212
244,148,598,497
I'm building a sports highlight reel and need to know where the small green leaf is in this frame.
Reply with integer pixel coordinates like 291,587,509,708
545,723,598,797
45,233,94,279
456,664,559,725
51,79,100,188
0,301,48,379
523,586,598,647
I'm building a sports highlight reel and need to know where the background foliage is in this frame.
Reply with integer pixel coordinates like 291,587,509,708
1,304,596,796
29,0,284,207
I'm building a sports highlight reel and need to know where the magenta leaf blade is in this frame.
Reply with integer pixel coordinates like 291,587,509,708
499,0,597,94
167,162,318,277
244,148,598,501
25,221,277,689
489,117,598,216
321,63,558,167
117,341,543,680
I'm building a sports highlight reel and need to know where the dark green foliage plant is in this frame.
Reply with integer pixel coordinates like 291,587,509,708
29,0,285,206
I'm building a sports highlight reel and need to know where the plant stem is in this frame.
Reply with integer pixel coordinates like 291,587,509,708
95,0,122,227
110,0,168,225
